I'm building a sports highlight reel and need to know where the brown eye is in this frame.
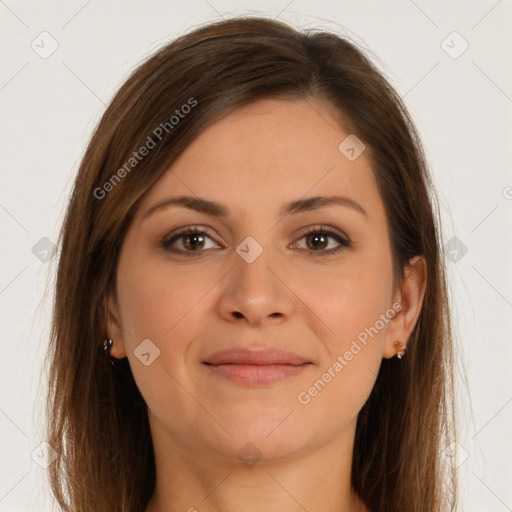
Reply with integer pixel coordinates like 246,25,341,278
160,225,350,257
161,227,220,254
295,226,351,256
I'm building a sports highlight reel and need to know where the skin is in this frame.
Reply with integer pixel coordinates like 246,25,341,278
106,97,427,512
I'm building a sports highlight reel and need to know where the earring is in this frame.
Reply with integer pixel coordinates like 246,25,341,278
394,340,406,359
104,338,113,353
104,339,115,366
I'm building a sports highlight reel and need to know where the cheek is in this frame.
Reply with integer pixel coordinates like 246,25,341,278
297,256,393,354
296,352,378,443
293,251,393,428
117,254,209,344
115,256,213,432
115,253,221,400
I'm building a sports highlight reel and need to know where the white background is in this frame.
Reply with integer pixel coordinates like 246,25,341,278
1,1,511,510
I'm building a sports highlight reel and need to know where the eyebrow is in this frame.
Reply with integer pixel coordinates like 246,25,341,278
142,194,368,221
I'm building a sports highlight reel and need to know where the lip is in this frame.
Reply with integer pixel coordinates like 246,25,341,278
202,348,312,387
203,347,310,366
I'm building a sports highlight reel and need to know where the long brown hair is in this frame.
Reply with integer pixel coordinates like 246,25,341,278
44,15,457,511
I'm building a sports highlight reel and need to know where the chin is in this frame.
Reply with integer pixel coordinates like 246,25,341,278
199,411,317,466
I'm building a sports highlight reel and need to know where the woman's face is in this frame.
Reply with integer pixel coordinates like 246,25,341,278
107,98,423,465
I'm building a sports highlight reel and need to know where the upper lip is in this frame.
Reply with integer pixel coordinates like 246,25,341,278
203,348,311,366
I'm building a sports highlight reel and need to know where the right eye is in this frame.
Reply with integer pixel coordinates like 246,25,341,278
160,227,221,254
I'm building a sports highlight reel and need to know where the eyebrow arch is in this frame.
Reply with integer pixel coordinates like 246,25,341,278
142,194,368,221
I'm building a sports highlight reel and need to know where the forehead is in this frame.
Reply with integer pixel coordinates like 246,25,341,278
135,98,385,223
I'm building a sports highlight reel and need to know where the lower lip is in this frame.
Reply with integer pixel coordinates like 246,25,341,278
203,363,311,386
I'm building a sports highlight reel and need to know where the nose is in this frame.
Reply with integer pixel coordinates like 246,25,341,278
217,238,294,327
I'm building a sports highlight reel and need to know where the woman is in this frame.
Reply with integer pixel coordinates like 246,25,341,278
45,15,457,512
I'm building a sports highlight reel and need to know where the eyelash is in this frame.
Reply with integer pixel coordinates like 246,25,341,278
159,225,351,257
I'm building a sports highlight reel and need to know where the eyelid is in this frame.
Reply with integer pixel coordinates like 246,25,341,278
160,225,220,249
295,224,350,242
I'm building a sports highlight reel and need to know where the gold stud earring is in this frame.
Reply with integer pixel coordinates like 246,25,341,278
394,340,406,359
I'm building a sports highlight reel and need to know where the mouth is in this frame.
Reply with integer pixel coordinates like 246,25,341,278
202,348,313,387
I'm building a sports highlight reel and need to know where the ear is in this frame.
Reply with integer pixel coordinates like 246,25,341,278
382,255,427,359
104,292,128,359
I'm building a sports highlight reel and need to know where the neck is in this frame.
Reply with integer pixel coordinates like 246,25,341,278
144,416,369,512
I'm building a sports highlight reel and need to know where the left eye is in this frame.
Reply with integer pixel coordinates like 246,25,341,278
160,226,351,256
293,227,351,256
